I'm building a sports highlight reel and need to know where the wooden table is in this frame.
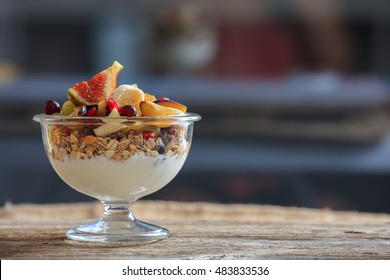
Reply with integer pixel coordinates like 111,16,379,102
0,201,389,259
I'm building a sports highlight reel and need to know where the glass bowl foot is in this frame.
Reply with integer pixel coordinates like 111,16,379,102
65,218,169,245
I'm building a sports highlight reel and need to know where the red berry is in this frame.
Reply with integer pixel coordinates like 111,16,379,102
157,97,170,101
107,98,120,112
86,106,97,116
44,100,61,115
119,105,137,117
142,130,154,140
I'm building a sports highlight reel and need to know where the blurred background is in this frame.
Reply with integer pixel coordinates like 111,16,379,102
1,0,390,213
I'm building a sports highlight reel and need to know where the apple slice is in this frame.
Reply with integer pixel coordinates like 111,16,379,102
94,108,126,137
140,100,184,116
154,99,187,113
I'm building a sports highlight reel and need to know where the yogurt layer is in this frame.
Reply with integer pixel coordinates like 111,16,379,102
50,154,186,202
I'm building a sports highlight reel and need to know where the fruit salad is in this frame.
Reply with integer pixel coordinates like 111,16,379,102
38,61,197,202
44,61,188,134
43,61,190,158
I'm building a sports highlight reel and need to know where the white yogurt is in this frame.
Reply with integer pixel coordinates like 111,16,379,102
49,154,186,202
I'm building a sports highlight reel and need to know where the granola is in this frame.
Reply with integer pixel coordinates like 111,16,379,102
49,125,187,162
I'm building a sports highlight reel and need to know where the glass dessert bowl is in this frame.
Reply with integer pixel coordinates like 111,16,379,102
33,113,200,244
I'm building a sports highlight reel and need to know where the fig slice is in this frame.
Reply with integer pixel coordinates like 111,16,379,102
68,61,123,105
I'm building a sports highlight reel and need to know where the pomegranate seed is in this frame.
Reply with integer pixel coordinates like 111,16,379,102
44,100,61,115
142,130,154,140
107,98,120,112
86,107,97,116
119,105,137,117
157,97,170,101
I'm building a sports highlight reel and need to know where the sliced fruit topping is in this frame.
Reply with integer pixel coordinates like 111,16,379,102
96,99,108,116
102,108,122,123
154,99,187,113
119,105,137,117
144,93,156,102
140,100,184,116
44,100,61,115
68,61,123,105
43,61,192,120
109,84,144,114
93,108,126,137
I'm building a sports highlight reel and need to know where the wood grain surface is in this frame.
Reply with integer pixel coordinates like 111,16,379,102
1,201,389,259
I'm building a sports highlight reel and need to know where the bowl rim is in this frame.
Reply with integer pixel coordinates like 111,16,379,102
33,112,201,125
